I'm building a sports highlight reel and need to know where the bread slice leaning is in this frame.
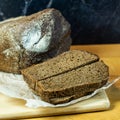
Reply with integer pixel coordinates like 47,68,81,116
21,50,109,105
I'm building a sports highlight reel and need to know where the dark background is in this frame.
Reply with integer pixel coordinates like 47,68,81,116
0,0,120,44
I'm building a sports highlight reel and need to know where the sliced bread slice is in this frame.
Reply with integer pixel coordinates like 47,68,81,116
21,50,99,89
34,61,109,104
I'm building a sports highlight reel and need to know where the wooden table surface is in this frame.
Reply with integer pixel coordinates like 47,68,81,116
23,44,120,120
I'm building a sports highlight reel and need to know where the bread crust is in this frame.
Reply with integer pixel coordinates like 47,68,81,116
0,8,71,73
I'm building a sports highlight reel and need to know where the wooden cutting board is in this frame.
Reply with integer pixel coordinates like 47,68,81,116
0,90,110,120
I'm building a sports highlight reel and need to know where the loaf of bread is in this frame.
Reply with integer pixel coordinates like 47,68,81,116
0,8,71,74
21,50,109,105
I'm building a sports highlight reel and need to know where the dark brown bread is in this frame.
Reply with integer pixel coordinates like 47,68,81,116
0,8,71,74
22,50,99,90
35,61,108,104
21,50,109,104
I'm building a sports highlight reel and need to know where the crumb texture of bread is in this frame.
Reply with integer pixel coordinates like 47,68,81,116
0,8,71,74
21,50,109,105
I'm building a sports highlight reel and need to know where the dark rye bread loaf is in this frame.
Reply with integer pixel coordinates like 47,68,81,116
21,50,109,105
0,8,71,74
